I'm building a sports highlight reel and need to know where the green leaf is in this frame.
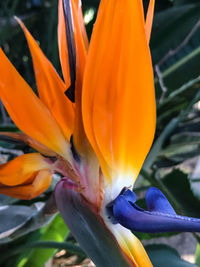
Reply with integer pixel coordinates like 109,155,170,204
135,230,179,241
16,214,69,267
195,243,200,267
0,194,18,205
174,0,200,5
175,119,200,133
0,240,85,266
160,143,199,158
159,143,200,164
162,169,200,217
170,132,200,146
0,205,38,240
144,90,200,171
158,76,200,111
158,47,200,94
152,4,200,63
151,3,200,97
0,125,19,132
146,244,197,267
143,118,181,171
0,203,55,244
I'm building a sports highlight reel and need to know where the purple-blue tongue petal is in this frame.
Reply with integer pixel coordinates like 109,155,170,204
123,189,137,204
145,187,176,215
113,193,200,233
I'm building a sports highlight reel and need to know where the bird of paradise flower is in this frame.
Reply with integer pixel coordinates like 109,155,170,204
0,0,200,266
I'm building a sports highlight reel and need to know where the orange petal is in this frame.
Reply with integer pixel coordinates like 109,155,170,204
72,0,87,84
58,0,90,155
58,0,88,91
0,48,71,159
0,153,51,186
16,17,74,141
0,132,57,156
0,169,52,200
82,0,156,183
71,0,89,155
74,0,89,51
110,225,152,267
58,0,71,89
145,0,155,43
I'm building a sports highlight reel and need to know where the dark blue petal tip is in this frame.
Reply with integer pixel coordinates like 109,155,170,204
111,187,200,233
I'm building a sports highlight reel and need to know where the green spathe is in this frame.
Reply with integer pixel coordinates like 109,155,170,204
55,180,132,267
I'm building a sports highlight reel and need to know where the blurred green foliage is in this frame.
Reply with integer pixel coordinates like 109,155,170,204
0,0,200,266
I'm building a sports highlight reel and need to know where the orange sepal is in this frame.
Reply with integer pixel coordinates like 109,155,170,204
58,0,88,91
73,0,89,51
71,0,89,155
0,132,57,157
0,48,71,159
0,169,52,200
58,0,90,156
71,0,87,84
145,0,155,43
16,17,74,141
82,0,156,182
0,153,51,186
110,225,152,267
58,0,71,88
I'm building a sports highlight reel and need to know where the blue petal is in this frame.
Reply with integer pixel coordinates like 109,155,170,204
106,188,137,224
145,187,176,215
113,191,200,233
123,189,137,204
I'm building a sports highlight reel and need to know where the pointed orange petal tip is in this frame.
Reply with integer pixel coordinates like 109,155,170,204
58,0,88,92
15,16,75,141
58,0,71,88
145,0,155,43
0,48,71,160
73,0,89,51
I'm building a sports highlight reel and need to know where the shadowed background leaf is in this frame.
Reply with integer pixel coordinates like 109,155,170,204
0,0,200,266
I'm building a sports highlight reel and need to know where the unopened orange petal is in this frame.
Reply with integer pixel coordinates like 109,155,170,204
82,0,156,182
145,0,155,43
0,132,56,156
16,17,74,141
0,153,51,186
0,169,52,200
0,49,71,159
